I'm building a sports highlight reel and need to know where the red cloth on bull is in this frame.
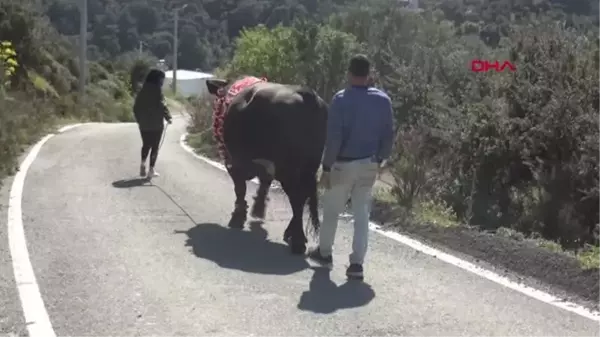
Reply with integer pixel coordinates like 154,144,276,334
212,76,267,162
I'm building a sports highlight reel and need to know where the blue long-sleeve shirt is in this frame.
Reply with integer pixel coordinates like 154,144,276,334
322,86,394,171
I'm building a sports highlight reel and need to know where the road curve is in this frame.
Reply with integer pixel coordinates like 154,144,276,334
0,117,599,336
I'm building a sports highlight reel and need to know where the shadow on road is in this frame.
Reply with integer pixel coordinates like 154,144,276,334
297,268,376,314
111,178,151,188
174,221,310,275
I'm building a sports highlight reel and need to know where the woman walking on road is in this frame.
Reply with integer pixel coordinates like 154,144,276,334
133,68,172,178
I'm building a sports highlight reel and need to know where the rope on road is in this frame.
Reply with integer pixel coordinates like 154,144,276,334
149,181,198,225
158,122,168,152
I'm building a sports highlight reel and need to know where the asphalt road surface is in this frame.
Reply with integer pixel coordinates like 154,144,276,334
1,117,599,336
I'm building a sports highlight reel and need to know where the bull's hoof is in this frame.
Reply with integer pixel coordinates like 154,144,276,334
283,231,292,244
251,195,269,219
250,200,267,220
228,210,247,229
284,230,305,254
289,241,307,255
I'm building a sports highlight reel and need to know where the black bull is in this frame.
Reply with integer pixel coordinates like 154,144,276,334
206,79,328,254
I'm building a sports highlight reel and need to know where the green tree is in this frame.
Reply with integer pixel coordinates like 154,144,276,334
227,22,360,100
228,24,300,83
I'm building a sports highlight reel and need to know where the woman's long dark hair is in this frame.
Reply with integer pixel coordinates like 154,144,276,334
143,69,165,87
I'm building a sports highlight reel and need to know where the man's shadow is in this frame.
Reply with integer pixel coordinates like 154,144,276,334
174,221,309,275
111,177,151,188
297,268,376,314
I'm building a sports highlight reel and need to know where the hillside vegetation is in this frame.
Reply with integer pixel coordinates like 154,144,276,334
42,0,362,71
0,1,160,184
41,0,598,71
185,0,599,270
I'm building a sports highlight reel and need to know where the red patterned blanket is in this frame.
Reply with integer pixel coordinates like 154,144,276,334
212,76,267,161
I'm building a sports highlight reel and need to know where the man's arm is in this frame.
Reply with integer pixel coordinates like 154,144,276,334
376,96,394,163
321,95,344,172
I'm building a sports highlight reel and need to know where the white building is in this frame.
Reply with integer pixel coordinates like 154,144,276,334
163,69,214,98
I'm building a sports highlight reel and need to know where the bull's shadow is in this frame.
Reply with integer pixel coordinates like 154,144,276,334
297,268,376,314
175,221,310,275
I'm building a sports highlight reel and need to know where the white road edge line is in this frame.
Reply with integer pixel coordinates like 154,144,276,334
56,123,85,133
8,134,57,337
179,132,600,322
7,123,84,337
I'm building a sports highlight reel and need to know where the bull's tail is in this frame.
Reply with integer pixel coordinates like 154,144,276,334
298,88,326,238
306,172,320,237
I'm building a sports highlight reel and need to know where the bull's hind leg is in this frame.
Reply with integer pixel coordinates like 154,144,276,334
250,161,274,219
251,176,271,219
281,179,308,255
227,166,248,228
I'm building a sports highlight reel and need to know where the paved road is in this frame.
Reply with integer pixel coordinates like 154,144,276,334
1,117,598,336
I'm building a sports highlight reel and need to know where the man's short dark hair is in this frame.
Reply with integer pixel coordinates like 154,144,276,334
348,54,370,77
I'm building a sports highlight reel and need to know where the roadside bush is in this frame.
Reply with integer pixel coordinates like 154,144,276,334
185,95,219,159
0,90,58,177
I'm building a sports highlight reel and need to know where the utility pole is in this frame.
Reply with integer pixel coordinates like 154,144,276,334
172,9,178,95
172,4,187,95
78,0,87,99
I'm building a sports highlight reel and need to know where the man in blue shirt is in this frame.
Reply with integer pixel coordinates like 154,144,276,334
308,54,394,280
